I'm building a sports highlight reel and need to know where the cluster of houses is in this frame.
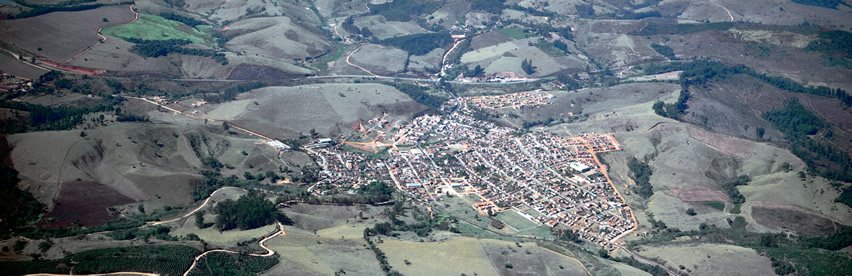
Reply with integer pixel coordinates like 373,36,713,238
467,90,554,110
305,94,634,246
0,73,32,93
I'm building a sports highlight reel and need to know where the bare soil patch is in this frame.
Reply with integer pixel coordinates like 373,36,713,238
42,181,134,228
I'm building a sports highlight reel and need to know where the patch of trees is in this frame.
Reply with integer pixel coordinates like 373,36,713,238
127,38,227,65
721,175,750,206
470,0,506,13
807,30,852,55
764,99,851,181
463,64,485,77
650,43,676,60
357,181,394,203
115,113,149,122
630,22,738,36
362,227,398,275
611,256,668,276
390,82,447,110
13,0,114,19
107,225,171,241
0,138,46,238
368,0,442,21
836,187,852,208
379,32,452,56
521,59,537,75
791,0,843,8
651,60,851,122
159,12,205,27
202,82,265,103
627,158,654,199
553,40,569,53
0,98,120,134
214,192,277,231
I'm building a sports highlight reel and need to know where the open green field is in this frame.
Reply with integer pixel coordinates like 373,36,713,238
262,226,383,275
636,243,774,275
103,13,210,44
498,27,531,40
379,236,590,276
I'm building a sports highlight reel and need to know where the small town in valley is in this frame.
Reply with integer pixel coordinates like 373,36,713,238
308,95,636,247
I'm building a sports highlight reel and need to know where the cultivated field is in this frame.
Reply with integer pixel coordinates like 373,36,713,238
102,13,211,44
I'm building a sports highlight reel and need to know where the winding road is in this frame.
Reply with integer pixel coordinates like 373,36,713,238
149,187,247,226
65,4,140,63
181,222,285,276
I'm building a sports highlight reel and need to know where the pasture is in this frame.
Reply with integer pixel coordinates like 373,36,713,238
0,4,135,61
204,83,427,138
102,13,210,44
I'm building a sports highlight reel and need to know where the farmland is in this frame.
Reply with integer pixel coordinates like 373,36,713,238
102,13,211,45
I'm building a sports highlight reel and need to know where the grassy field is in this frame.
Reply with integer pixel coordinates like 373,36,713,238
204,83,427,138
263,226,383,275
379,236,590,276
103,13,210,44
636,243,774,275
498,27,531,40
0,4,135,61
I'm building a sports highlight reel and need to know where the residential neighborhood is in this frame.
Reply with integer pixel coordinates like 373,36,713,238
307,95,635,247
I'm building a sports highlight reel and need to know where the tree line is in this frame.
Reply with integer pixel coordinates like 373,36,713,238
127,38,227,65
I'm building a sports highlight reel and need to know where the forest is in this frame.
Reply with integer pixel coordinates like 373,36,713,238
380,32,453,56
368,0,442,21
214,192,277,231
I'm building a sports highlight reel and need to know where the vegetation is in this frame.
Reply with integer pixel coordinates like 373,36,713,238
188,252,279,276
13,0,113,19
0,138,46,238
107,225,172,241
103,13,209,44
0,245,199,275
389,82,447,110
0,96,121,134
368,0,442,21
791,0,844,8
650,44,676,60
721,175,750,207
215,192,277,231
363,227,399,275
159,12,205,27
627,158,654,199
611,256,668,276
380,32,452,55
357,181,395,203
127,38,227,64
470,0,506,13
764,99,850,181
521,59,537,75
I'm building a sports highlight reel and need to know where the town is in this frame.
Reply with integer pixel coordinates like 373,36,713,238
309,95,636,247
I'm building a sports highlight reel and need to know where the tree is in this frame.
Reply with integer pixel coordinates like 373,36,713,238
521,59,537,75
686,208,697,216
756,127,765,139
222,121,230,131
598,248,609,258
215,192,277,231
